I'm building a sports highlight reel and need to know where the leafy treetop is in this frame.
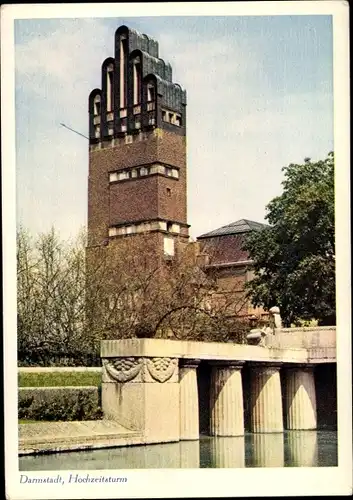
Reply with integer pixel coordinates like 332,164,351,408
244,152,335,327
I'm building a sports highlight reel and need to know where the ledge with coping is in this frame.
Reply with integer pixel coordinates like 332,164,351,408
100,339,336,364
18,420,143,455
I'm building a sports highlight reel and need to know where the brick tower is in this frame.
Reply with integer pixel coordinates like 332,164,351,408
87,25,189,261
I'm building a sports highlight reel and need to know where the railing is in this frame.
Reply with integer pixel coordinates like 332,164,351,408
264,326,336,350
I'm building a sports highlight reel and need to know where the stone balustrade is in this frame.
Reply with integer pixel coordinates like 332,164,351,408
264,326,336,350
100,335,336,445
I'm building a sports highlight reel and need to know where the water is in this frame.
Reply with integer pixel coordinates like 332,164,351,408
19,430,337,470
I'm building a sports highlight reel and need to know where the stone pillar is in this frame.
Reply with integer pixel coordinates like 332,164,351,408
287,430,318,466
210,361,245,437
179,359,200,440
210,436,245,468
285,365,317,430
252,432,284,467
250,363,283,433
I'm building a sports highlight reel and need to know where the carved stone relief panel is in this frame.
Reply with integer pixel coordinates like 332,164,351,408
102,356,178,383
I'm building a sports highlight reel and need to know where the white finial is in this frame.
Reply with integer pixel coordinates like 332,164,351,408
269,306,282,329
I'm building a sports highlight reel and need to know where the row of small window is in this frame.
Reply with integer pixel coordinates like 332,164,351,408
93,110,179,136
94,118,156,138
94,102,155,119
108,221,181,237
109,164,179,182
162,109,182,127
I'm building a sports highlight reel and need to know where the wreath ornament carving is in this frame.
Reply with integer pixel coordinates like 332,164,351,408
146,357,178,382
104,357,143,382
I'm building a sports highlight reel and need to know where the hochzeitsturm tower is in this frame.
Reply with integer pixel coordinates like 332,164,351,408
87,25,189,260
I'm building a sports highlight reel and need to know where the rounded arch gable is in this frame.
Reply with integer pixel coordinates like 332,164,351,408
88,88,102,112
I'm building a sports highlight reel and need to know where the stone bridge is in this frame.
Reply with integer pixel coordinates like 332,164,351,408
101,326,336,444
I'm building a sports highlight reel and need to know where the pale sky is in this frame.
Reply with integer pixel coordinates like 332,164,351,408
14,14,334,241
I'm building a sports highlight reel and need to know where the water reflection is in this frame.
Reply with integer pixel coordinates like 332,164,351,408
210,436,245,468
251,432,284,467
287,430,318,467
179,440,200,468
19,430,337,471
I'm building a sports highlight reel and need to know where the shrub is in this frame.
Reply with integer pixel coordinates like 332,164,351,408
18,386,102,421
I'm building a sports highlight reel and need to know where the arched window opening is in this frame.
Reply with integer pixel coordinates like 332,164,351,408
147,82,156,112
93,95,101,116
120,36,127,109
106,64,114,112
147,83,155,102
133,57,141,106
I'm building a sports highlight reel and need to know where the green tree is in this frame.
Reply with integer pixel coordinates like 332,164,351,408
244,152,335,327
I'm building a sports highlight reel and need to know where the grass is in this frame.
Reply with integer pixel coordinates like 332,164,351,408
18,419,41,424
18,371,101,388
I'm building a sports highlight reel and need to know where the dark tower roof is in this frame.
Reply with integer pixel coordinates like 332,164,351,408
197,219,268,239
88,25,187,143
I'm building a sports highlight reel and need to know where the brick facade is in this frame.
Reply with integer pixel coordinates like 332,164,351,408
197,220,269,320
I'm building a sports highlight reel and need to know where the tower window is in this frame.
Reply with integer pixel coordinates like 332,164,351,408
108,164,178,183
117,171,129,181
94,95,101,116
139,167,149,176
120,37,127,109
161,108,182,127
133,57,141,106
166,188,171,197
107,64,114,112
109,172,118,182
147,83,155,102
164,237,175,257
